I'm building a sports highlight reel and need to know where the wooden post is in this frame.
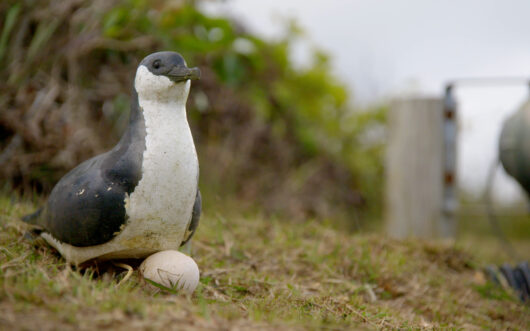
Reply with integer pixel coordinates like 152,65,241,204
385,97,455,238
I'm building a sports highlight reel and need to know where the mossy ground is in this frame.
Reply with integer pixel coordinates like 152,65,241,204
0,192,528,330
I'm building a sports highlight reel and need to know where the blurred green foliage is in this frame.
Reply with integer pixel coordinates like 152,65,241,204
0,0,386,223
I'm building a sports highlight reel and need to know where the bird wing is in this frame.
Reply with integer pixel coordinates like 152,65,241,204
21,151,132,247
181,190,201,246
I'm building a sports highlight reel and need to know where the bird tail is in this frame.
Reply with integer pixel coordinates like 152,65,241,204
21,207,43,225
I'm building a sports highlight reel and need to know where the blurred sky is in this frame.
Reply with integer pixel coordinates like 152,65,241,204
200,0,530,204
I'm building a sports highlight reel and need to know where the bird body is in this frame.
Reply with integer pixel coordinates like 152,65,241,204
23,52,201,265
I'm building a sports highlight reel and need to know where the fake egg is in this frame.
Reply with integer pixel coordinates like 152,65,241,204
139,250,200,294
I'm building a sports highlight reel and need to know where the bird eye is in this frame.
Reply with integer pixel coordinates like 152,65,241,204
153,60,161,69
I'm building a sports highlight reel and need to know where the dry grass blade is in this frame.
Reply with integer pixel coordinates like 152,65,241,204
113,262,133,287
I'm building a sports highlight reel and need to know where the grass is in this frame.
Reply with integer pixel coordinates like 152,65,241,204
1,192,529,330
456,203,530,265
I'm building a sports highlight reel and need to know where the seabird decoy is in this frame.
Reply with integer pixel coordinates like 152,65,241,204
22,51,202,265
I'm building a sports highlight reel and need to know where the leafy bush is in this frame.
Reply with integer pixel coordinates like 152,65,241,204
0,0,385,222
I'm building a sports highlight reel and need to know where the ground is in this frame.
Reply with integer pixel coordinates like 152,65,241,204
0,192,528,330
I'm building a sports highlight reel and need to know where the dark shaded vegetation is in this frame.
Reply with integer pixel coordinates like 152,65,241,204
0,0,385,222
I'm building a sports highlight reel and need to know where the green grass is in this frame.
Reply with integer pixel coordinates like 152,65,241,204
1,192,529,330
456,203,530,264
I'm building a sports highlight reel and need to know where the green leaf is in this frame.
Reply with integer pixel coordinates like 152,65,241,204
27,19,61,61
0,3,21,63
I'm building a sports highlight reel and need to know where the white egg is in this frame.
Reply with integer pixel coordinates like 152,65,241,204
139,250,200,294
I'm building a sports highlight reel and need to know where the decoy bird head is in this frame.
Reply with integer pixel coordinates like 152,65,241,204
134,51,200,101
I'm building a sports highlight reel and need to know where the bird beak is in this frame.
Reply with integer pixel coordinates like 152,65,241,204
167,66,201,82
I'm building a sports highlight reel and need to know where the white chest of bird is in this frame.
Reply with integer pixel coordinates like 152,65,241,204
123,77,199,250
